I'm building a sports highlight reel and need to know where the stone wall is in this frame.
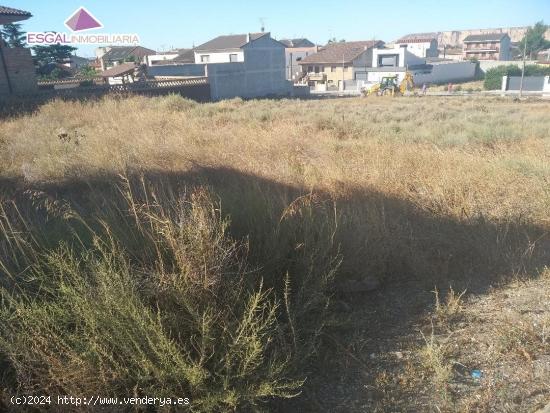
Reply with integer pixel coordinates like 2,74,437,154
0,47,37,96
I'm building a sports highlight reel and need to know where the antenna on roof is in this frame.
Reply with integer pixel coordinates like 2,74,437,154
259,17,266,33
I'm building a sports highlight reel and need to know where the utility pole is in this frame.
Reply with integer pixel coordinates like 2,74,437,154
519,39,527,98
342,53,345,91
289,52,293,81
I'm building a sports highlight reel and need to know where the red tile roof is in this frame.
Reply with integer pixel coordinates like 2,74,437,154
100,63,136,78
396,33,438,43
299,40,383,65
0,5,31,16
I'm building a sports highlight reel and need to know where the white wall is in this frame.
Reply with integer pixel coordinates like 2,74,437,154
107,74,134,85
397,40,438,58
373,46,425,68
366,61,476,85
194,51,244,64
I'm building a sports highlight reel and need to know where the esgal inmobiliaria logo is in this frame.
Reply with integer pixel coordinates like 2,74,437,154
27,6,140,45
64,7,103,32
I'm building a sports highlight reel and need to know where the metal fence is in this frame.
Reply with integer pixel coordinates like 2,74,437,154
506,76,545,92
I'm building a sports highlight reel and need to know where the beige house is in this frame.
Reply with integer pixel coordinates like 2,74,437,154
0,5,37,96
298,40,383,90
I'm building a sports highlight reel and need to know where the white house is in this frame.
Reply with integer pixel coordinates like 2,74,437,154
366,44,476,85
194,32,272,63
396,33,439,58
367,44,426,82
194,32,290,100
61,55,92,69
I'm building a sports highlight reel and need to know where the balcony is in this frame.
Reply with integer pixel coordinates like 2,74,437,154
464,44,499,53
307,72,326,81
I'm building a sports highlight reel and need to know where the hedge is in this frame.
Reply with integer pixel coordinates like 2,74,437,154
484,64,550,90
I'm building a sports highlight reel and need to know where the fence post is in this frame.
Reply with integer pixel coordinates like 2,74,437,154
500,75,508,96
544,76,550,96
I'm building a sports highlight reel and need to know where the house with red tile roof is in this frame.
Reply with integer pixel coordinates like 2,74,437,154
297,40,383,90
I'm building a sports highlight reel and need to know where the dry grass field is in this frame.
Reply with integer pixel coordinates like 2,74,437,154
0,95,549,412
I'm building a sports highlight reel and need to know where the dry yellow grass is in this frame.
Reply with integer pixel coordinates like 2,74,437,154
1,95,549,411
1,96,549,223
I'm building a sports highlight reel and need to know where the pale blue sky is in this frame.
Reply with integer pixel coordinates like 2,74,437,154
9,0,550,57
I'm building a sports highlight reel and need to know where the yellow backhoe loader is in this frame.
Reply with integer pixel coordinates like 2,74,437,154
364,72,415,97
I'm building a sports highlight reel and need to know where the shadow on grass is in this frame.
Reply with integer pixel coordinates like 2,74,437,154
0,166,548,412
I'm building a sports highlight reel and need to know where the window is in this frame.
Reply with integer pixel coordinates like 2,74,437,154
314,66,320,73
229,53,238,62
200,55,210,63
379,55,399,67
331,66,336,72
344,65,349,72
308,66,313,72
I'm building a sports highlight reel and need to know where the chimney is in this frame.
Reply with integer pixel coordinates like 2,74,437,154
247,33,250,43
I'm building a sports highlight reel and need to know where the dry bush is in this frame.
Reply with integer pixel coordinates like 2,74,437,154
1,95,549,411
433,287,466,325
0,180,339,411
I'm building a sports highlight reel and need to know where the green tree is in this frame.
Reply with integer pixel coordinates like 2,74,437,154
0,23,26,47
483,64,521,90
32,43,77,66
77,64,97,78
327,38,345,45
518,21,550,59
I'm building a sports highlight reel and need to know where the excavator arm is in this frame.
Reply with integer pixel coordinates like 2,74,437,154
399,72,415,95
367,83,381,96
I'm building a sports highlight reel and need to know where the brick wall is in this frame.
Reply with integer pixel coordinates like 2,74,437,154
0,47,37,96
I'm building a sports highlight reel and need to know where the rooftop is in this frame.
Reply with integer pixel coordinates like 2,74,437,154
279,38,315,48
102,46,155,61
396,33,438,43
463,33,509,42
195,32,269,51
173,48,195,63
100,63,136,78
0,5,32,24
299,40,383,65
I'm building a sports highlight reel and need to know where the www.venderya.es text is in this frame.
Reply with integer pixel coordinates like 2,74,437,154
10,395,190,407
